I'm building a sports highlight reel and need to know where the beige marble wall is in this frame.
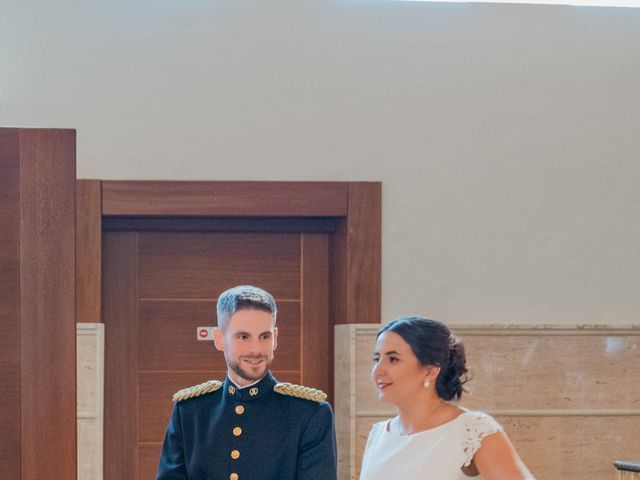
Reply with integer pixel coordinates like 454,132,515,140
77,323,104,480
334,324,640,480
617,471,640,480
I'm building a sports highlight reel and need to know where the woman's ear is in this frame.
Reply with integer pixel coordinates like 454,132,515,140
424,365,441,380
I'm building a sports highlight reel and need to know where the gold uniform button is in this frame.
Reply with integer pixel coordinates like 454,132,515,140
230,474,238,480
235,405,245,414
233,427,242,436
231,449,240,460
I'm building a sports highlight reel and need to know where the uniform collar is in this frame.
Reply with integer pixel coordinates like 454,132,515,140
223,372,277,402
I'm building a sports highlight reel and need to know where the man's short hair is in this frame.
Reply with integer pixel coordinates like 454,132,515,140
216,285,277,330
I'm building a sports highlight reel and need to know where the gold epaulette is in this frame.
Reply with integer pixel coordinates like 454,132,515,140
172,380,222,402
273,382,327,403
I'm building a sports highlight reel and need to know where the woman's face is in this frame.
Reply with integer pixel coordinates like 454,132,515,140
371,330,430,405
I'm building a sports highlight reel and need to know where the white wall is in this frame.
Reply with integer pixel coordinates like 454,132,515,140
3,0,639,325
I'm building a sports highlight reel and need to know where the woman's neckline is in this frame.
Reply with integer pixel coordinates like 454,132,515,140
384,409,468,437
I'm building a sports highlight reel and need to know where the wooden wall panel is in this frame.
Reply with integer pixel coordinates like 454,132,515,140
101,181,349,216
19,129,77,480
138,445,161,480
0,128,22,479
333,183,381,325
138,232,301,299
336,324,640,480
138,301,301,371
301,233,331,396
76,180,102,324
103,232,139,480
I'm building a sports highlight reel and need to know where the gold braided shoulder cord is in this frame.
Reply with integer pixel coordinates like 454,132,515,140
173,380,222,402
274,382,327,403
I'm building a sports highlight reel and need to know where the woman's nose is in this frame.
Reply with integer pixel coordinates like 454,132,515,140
371,360,383,378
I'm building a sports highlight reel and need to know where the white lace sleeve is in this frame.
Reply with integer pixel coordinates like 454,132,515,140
461,412,503,467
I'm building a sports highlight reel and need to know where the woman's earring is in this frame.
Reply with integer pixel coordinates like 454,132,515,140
423,378,431,388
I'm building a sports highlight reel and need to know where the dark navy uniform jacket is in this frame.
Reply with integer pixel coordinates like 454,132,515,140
157,372,337,480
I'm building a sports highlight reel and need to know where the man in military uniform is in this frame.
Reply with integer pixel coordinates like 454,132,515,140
157,285,337,480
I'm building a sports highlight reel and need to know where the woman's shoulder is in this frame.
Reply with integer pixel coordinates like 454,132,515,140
455,408,504,467
363,419,390,451
368,419,389,436
456,408,502,428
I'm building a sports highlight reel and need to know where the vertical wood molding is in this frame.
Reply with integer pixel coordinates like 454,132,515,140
76,180,102,323
103,232,139,480
333,182,382,325
0,128,22,479
0,128,77,479
301,233,331,398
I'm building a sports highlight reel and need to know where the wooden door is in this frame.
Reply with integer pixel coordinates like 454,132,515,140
102,225,331,480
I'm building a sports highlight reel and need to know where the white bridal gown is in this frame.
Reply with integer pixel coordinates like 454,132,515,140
359,411,503,480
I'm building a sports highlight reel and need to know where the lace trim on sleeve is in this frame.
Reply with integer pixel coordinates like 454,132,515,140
461,412,503,467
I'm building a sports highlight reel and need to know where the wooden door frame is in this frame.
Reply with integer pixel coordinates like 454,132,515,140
76,180,381,327
78,180,380,479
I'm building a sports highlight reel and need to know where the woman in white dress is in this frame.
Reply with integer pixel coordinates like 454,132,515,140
360,316,534,480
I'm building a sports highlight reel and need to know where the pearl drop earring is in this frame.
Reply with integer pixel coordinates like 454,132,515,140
423,378,431,388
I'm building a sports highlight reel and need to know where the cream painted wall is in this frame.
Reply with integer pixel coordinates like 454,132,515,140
2,0,639,325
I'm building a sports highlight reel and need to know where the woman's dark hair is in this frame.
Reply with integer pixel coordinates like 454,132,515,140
377,316,469,401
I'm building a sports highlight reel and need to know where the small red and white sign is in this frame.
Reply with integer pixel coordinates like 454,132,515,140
197,326,215,341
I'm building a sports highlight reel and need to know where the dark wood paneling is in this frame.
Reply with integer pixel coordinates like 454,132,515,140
333,182,382,325
103,232,139,480
0,128,22,479
18,128,77,480
139,301,300,372
76,179,102,323
102,216,337,233
138,232,301,299
139,444,161,480
102,181,349,217
301,233,332,398
19,129,77,477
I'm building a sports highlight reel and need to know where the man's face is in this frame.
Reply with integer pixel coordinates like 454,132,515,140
214,308,278,387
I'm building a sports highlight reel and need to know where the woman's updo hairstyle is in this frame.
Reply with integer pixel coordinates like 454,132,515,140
377,316,469,401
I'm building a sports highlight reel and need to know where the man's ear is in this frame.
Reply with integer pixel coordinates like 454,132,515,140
213,327,225,352
273,327,278,351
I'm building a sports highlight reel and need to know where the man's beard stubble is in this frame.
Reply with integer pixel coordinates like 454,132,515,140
228,354,273,383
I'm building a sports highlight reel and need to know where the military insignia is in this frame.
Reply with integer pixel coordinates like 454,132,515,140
249,387,258,396
273,382,327,403
172,380,222,402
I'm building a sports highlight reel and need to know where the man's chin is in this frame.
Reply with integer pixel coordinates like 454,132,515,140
232,364,270,383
